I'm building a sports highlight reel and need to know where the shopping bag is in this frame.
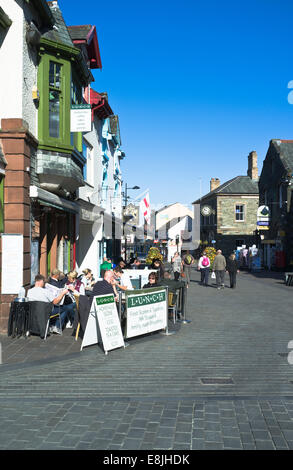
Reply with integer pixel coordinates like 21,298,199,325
211,271,216,279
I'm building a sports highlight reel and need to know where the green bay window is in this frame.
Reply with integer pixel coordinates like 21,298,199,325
38,53,70,149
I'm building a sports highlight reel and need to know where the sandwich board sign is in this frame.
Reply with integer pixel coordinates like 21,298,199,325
125,287,167,339
81,294,125,354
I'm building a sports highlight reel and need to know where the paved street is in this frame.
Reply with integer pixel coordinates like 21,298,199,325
1,268,293,450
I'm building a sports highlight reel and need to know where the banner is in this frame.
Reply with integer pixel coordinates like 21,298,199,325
139,192,151,224
125,287,167,338
81,294,125,354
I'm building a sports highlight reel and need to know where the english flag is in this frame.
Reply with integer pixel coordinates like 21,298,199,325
140,192,151,224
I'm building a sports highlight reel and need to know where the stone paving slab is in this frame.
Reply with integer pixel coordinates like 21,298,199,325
1,268,293,450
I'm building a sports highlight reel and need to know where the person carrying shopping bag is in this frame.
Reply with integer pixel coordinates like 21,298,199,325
198,252,210,286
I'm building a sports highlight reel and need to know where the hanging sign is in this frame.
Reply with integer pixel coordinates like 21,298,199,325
81,294,125,354
70,104,91,132
125,287,167,339
257,205,270,226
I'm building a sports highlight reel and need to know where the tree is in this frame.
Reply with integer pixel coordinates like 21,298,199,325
146,247,163,265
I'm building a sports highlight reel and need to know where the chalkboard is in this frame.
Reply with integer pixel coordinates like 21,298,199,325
81,294,125,354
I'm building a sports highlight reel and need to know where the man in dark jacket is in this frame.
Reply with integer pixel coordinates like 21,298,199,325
91,270,118,300
212,250,227,290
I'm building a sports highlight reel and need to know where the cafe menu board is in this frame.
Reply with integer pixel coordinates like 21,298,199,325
1,234,23,294
83,294,125,353
125,287,167,339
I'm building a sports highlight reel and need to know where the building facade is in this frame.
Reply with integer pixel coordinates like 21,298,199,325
0,0,125,331
155,203,194,261
258,139,293,269
193,152,259,256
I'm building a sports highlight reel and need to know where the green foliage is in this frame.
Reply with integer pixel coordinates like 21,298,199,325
202,246,217,269
146,247,163,265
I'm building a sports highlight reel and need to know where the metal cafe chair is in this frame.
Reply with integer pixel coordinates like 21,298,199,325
168,291,179,324
44,306,62,340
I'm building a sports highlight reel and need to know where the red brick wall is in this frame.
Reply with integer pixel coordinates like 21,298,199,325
0,119,38,333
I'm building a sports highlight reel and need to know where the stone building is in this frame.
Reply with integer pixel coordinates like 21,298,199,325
192,152,259,255
258,139,293,269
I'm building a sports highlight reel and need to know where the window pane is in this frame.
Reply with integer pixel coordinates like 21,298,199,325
55,64,61,88
235,205,244,221
49,91,60,138
49,62,55,87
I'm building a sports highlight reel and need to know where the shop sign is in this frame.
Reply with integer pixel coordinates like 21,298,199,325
257,205,270,226
70,104,91,132
81,294,125,354
125,287,167,338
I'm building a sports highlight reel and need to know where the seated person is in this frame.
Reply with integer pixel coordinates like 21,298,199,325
27,274,69,334
158,271,185,293
91,270,118,301
131,258,142,269
150,258,165,281
80,268,95,292
48,268,68,288
113,266,133,291
143,272,159,288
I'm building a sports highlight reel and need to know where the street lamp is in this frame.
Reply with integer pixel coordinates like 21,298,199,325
123,184,140,261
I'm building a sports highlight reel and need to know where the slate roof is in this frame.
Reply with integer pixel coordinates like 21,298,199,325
192,176,259,204
271,139,293,174
67,25,92,41
43,1,74,47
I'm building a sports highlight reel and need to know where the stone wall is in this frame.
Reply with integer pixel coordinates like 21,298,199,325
217,195,259,235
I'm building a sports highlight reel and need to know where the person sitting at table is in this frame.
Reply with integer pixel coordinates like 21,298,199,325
131,258,142,269
150,258,165,281
158,271,186,293
143,272,159,289
47,269,77,329
62,271,85,327
91,270,118,301
27,274,69,334
80,268,95,291
113,266,133,291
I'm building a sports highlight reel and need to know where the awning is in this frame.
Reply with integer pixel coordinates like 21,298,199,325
30,185,78,214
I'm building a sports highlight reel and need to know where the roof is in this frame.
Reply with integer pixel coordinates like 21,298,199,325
271,139,293,174
192,175,259,204
67,25,92,40
43,2,74,47
67,24,102,69
88,88,113,118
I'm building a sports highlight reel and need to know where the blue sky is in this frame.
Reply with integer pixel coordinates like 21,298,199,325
59,0,293,209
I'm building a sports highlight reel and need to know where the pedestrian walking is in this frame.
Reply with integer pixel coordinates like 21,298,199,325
172,252,183,281
226,253,240,288
212,249,226,290
182,251,194,288
197,251,210,286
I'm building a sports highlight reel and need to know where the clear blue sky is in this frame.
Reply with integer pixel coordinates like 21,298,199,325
59,0,293,209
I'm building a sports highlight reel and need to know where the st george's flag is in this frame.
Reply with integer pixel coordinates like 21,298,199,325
139,191,151,224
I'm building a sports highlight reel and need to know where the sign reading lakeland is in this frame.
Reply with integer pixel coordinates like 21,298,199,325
125,287,167,339
81,294,125,354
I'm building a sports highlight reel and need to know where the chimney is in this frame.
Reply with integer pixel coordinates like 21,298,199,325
210,178,220,192
247,151,258,180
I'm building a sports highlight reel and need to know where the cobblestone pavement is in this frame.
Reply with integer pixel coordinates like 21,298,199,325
1,268,293,450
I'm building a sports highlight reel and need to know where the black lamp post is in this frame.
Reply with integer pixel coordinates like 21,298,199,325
123,184,140,261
